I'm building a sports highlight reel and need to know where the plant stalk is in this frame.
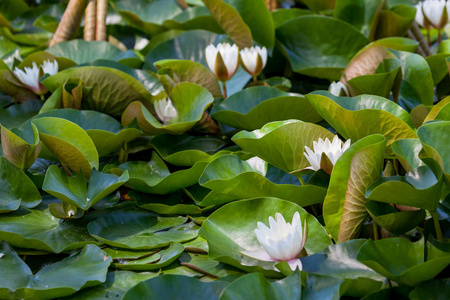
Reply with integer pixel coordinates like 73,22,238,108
83,0,96,41
298,176,306,186
50,0,89,46
432,211,444,242
95,0,107,41
222,81,227,98
372,220,379,241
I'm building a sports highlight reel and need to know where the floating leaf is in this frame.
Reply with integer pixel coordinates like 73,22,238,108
32,117,99,177
155,59,222,98
123,275,229,300
42,66,153,117
1,122,41,170
150,133,228,167
121,82,214,136
323,134,385,242
366,166,443,212
0,242,111,299
116,152,208,195
357,238,450,286
211,86,322,130
199,154,326,206
0,156,41,213
87,207,196,250
276,16,369,80
43,166,129,210
306,92,416,148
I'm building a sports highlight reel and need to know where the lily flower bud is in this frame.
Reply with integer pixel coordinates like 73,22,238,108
205,43,239,82
418,0,450,30
239,46,267,77
154,98,178,126
329,81,349,97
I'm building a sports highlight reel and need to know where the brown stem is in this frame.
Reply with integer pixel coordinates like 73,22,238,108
95,0,107,41
410,22,433,56
176,0,189,9
83,0,96,41
50,0,89,47
438,30,442,45
61,163,73,177
372,220,379,241
222,81,227,98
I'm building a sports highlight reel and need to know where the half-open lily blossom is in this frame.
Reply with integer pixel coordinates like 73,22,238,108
304,135,351,175
417,0,450,30
154,98,178,126
12,60,59,95
329,81,349,97
240,46,267,78
205,43,239,82
241,212,307,271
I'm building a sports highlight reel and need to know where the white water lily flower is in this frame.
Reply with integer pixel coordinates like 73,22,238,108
154,98,178,125
329,81,349,97
304,135,351,175
417,0,450,29
246,156,267,176
42,59,59,76
205,43,239,82
241,212,307,271
13,60,59,95
239,46,267,77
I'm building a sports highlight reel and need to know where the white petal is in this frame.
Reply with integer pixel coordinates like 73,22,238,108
257,46,268,67
205,44,219,75
42,60,58,75
240,250,276,262
285,258,302,271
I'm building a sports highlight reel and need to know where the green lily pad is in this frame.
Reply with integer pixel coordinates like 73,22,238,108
334,0,384,40
185,185,238,208
417,121,450,184
150,133,228,167
365,201,426,236
133,191,207,215
276,15,369,80
306,92,417,148
375,5,415,39
42,66,153,117
211,86,322,130
1,122,40,170
162,6,223,34
410,278,450,300
220,271,301,300
391,50,435,111
301,240,384,298
347,58,402,99
116,152,208,195
43,166,129,210
87,207,197,250
121,82,214,136
366,166,444,212
32,117,99,177
271,8,313,29
356,238,450,286
232,120,335,174
112,0,183,36
45,39,141,66
0,243,112,299
0,100,42,129
113,243,185,271
155,59,222,98
179,252,243,278
199,198,332,277
0,156,41,213
426,54,450,85
27,109,142,158
302,274,345,300
391,139,425,172
63,271,159,300
123,275,229,300
199,154,327,206
0,203,99,253
202,0,252,49
323,134,386,242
